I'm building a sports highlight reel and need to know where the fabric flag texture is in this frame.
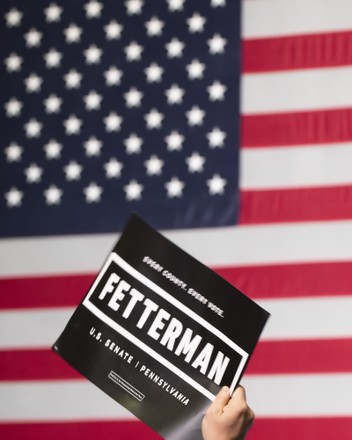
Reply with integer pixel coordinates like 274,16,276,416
1,0,352,439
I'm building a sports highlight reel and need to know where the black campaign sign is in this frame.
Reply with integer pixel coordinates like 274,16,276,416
53,215,269,440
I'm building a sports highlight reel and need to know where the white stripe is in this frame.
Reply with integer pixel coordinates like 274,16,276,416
0,233,115,276
242,373,352,416
171,221,352,266
2,296,352,349
259,296,352,340
0,308,72,349
242,0,352,38
240,143,352,189
242,67,352,114
0,380,134,421
1,374,352,420
2,221,352,272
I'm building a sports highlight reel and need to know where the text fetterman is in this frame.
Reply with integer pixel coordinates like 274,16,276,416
97,272,231,386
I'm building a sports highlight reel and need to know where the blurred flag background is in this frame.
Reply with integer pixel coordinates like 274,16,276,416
1,0,352,439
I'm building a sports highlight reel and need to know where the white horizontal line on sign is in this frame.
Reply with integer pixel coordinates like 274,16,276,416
240,143,352,189
242,0,352,39
242,67,352,114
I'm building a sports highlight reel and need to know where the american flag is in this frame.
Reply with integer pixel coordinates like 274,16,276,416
1,0,352,439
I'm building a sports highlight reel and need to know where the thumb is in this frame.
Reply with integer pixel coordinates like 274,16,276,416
208,386,231,414
227,385,246,406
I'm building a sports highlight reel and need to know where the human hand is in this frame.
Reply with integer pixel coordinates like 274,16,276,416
201,385,254,440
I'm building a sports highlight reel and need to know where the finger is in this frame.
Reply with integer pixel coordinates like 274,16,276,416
245,406,255,432
227,385,248,410
248,406,255,423
207,386,231,414
234,384,246,397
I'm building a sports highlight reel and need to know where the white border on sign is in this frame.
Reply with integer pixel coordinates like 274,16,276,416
83,252,248,400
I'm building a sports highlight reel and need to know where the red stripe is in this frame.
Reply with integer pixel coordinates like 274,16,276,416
0,273,95,309
247,339,352,375
2,338,352,381
243,31,352,73
1,260,351,313
0,349,82,381
1,417,352,440
0,421,161,440
242,108,352,147
239,186,352,225
248,417,352,440
214,262,352,299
